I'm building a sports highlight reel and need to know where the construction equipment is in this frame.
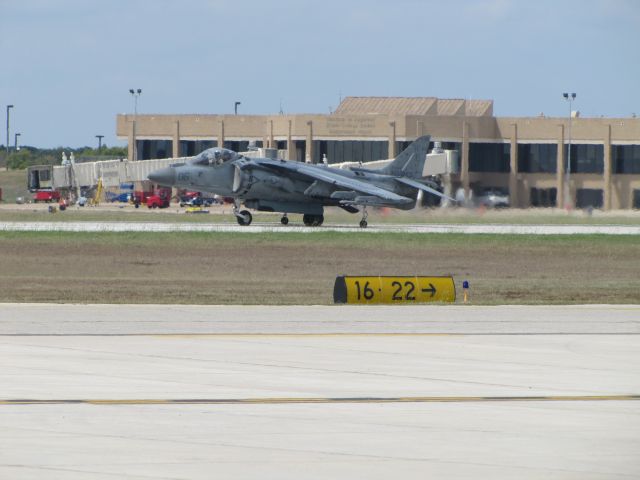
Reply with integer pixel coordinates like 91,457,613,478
89,179,104,206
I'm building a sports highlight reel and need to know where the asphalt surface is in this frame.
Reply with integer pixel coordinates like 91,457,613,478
1,304,639,479
1,220,640,234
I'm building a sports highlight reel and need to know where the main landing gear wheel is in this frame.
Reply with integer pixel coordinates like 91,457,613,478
359,206,368,228
303,214,324,227
280,214,289,226
236,210,252,226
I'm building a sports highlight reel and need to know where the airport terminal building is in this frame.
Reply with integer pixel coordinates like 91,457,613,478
116,97,640,210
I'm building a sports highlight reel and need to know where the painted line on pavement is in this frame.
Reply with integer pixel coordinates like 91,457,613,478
2,395,639,406
1,332,639,337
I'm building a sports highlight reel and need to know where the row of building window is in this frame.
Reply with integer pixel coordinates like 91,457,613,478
518,144,557,173
518,187,640,209
471,143,640,174
469,143,511,172
517,144,605,174
613,145,640,174
135,139,640,174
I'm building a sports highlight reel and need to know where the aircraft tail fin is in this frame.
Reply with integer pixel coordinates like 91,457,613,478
381,135,430,179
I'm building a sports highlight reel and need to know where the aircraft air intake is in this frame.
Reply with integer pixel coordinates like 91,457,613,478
233,164,249,193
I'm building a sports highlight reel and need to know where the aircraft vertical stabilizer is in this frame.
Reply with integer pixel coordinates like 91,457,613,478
381,135,431,179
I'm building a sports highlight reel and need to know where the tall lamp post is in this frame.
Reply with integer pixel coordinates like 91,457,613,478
5,104,13,171
234,101,241,115
129,88,142,160
562,92,576,209
96,135,104,151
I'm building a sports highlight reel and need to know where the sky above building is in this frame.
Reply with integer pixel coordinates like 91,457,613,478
1,0,639,148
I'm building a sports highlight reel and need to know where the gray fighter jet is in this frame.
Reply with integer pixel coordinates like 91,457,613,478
148,135,450,227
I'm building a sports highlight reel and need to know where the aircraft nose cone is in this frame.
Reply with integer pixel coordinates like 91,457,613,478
148,167,176,186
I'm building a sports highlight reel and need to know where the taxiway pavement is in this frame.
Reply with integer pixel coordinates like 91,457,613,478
2,220,640,234
1,304,639,479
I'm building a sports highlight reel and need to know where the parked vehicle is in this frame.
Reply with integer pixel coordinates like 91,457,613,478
180,196,215,207
33,189,61,203
146,187,172,209
133,190,154,205
147,194,170,209
476,188,510,208
106,192,131,203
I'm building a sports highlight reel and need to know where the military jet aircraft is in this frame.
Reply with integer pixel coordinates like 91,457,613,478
148,135,450,227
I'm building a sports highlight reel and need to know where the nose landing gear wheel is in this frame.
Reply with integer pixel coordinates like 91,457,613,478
359,220,368,228
236,210,252,226
280,215,289,225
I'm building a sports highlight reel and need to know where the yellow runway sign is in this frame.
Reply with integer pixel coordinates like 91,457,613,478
334,276,456,304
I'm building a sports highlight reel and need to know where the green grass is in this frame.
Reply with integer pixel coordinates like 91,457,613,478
1,230,635,247
0,231,638,305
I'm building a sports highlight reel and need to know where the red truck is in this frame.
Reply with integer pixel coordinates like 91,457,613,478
33,189,61,203
146,187,172,209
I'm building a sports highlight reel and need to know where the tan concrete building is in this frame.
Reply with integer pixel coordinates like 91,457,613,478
116,97,640,210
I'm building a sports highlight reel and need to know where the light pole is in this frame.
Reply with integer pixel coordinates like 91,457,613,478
5,105,13,171
234,101,241,115
562,92,576,209
129,88,142,160
96,135,104,151
14,133,20,151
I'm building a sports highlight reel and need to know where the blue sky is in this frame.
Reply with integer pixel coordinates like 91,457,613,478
1,0,639,148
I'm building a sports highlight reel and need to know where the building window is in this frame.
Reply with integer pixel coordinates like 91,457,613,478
179,140,198,157
530,187,557,207
292,140,306,162
396,141,411,156
322,141,389,164
518,144,557,173
221,140,260,152
576,189,603,209
613,145,640,174
140,140,171,159
469,143,510,172
139,140,151,160
194,141,216,155
564,144,604,173
439,142,461,152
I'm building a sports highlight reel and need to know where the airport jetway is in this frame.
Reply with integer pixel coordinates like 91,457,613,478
26,147,288,193
27,145,457,196
28,157,190,192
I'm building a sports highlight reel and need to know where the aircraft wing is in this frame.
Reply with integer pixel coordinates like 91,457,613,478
395,177,455,201
252,159,413,205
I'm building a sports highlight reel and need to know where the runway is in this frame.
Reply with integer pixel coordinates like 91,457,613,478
2,220,640,234
1,304,639,479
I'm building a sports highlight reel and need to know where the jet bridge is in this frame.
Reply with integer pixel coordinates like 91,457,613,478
27,157,189,193
26,148,283,193
26,145,457,199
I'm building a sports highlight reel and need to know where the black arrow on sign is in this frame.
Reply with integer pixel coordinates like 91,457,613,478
422,283,436,297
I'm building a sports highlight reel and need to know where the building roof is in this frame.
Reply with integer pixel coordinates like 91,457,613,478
334,96,493,117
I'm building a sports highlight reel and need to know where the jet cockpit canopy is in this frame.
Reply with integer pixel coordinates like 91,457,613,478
189,148,239,166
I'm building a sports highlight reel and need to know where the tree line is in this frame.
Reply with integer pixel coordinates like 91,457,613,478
0,145,128,170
